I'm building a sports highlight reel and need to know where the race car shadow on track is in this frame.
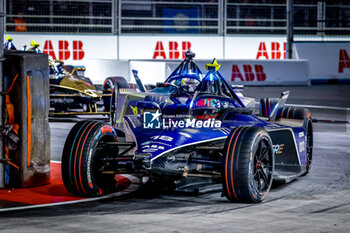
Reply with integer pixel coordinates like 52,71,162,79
0,188,243,218
133,176,297,198
0,175,309,219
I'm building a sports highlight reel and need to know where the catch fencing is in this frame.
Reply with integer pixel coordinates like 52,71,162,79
4,0,350,40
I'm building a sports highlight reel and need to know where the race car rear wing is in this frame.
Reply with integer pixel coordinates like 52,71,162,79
269,91,290,121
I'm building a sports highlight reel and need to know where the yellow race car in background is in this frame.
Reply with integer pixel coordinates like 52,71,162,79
49,59,102,113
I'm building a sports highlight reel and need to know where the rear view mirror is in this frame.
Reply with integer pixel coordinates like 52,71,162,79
156,82,169,88
156,82,179,94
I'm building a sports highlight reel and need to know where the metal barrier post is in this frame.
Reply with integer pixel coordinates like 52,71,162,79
49,0,53,25
223,0,227,35
118,0,121,34
0,0,4,188
317,0,325,37
287,0,294,59
117,0,121,60
112,0,117,34
218,0,224,35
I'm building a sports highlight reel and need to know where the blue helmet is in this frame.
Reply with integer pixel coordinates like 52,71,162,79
165,50,202,92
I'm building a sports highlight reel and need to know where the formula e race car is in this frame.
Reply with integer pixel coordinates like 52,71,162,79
49,59,102,113
61,59,313,203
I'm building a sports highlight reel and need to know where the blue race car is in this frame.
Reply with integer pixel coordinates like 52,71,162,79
61,59,313,203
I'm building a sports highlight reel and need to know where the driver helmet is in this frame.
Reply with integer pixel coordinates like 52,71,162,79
179,75,201,92
49,59,58,77
49,57,65,77
193,97,222,119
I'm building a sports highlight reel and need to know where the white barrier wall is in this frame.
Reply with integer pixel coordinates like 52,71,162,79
6,34,348,84
84,59,129,85
295,42,350,81
104,59,309,86
128,59,309,86
165,60,309,85
129,61,167,84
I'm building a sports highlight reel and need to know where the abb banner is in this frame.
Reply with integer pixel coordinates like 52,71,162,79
224,36,287,60
119,35,286,60
295,43,350,80
4,34,118,65
166,60,309,85
119,35,223,59
5,34,288,61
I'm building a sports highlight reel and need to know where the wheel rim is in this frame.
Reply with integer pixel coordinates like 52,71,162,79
91,135,118,194
252,137,273,195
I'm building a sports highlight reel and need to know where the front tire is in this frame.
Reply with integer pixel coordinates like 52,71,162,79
222,126,274,203
61,120,118,196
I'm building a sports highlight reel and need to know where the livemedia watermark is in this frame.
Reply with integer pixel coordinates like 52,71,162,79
143,111,222,129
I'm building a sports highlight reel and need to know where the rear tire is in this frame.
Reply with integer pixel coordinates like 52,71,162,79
260,98,279,117
222,126,274,203
61,120,118,196
103,77,129,112
277,107,308,122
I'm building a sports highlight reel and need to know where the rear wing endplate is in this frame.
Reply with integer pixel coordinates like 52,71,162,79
269,91,290,121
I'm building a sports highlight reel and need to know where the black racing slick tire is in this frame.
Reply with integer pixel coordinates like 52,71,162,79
260,98,279,117
103,77,129,91
61,120,118,197
276,107,308,121
102,77,129,112
222,126,274,203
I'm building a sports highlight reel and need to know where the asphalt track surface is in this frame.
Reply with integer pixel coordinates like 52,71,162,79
0,85,349,233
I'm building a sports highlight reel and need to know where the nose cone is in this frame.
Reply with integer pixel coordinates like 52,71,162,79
60,76,101,98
